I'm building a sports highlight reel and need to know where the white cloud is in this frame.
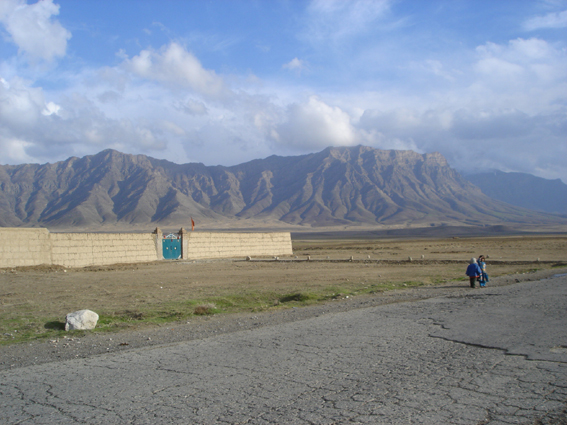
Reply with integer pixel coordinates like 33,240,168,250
176,99,208,116
4,29,564,180
0,38,280,166
123,42,227,98
283,57,307,74
418,59,455,81
476,38,556,64
1,0,566,185
524,9,567,30
0,138,34,164
0,0,71,62
161,120,186,136
468,38,567,114
475,56,524,79
0,75,169,163
0,75,45,132
450,109,535,140
304,0,392,44
41,101,60,116
358,105,567,179
97,90,122,104
272,96,356,149
348,35,567,180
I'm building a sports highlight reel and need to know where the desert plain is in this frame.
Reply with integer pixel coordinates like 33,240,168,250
1,231,567,424
1,232,565,352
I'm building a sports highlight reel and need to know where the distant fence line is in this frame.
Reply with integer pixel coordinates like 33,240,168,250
245,258,564,266
0,227,292,269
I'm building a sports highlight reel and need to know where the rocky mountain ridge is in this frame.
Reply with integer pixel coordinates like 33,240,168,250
465,170,567,215
0,146,563,228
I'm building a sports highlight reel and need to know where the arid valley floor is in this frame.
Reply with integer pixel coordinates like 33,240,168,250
1,232,567,424
1,233,566,361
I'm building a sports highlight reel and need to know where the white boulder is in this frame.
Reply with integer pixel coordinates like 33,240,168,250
65,309,99,331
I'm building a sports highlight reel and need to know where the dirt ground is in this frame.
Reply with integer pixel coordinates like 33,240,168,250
0,234,566,369
1,234,565,322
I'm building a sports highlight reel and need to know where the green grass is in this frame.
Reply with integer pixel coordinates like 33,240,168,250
4,263,562,346
1,280,436,345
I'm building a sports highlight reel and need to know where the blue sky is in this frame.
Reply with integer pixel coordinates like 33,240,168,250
1,0,566,183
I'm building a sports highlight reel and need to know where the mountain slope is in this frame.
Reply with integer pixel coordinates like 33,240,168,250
466,170,567,215
0,146,563,228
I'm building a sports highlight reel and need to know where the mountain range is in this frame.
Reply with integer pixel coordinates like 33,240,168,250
465,170,567,215
0,145,564,229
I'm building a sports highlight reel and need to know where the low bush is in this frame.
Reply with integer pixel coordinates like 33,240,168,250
194,303,217,315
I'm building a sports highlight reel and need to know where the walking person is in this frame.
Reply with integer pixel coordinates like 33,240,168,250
478,255,489,287
465,257,482,288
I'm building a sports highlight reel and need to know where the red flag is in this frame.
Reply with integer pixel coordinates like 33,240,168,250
191,217,195,231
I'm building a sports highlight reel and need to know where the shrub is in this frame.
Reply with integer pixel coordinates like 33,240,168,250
279,293,311,303
194,303,216,315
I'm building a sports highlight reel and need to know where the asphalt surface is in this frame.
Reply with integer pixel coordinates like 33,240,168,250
1,274,566,424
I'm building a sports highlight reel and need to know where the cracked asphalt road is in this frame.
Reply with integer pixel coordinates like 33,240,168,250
1,275,566,424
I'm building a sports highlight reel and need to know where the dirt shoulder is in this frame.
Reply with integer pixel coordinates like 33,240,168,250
1,266,564,371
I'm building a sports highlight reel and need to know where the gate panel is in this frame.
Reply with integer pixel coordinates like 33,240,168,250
162,236,181,260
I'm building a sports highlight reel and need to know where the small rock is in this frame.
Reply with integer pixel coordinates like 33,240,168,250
65,310,99,331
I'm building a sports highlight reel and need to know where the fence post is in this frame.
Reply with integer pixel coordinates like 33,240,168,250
153,227,163,260
179,227,188,260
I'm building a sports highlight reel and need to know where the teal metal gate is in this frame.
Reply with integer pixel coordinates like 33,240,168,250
162,233,181,260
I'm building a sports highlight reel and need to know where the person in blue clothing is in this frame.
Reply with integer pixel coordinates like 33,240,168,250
478,255,489,287
465,257,482,288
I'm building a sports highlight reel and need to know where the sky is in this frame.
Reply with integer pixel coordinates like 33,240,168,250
0,0,566,183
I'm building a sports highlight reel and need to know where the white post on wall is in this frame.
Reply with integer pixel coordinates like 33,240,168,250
179,227,188,260
153,227,163,260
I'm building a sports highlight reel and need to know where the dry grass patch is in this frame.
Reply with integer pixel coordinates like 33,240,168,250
194,303,217,315
1,234,565,345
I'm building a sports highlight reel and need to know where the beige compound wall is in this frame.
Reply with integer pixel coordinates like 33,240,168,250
0,228,159,269
0,228,292,268
0,228,52,267
50,232,159,268
183,232,292,260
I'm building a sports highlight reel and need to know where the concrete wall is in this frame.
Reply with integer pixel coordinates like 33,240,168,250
0,227,160,269
0,228,52,267
0,227,292,268
50,233,159,268
184,232,292,260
